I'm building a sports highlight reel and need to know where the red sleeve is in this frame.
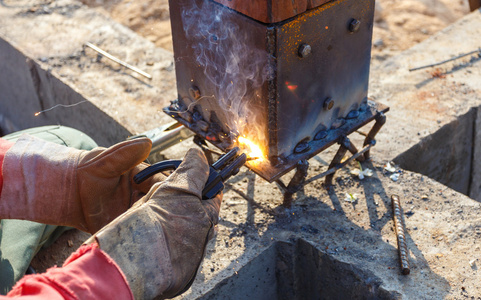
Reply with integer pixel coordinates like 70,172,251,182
0,138,14,196
5,243,134,300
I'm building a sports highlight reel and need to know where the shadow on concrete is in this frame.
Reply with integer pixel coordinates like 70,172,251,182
205,163,451,299
394,107,480,202
199,240,399,300
360,160,396,233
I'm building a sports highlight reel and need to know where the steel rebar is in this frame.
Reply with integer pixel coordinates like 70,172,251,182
409,48,481,72
391,194,410,275
85,42,152,79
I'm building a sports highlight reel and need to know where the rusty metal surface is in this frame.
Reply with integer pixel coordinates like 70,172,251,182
168,101,388,182
168,0,379,182
363,111,386,160
272,0,375,159
168,0,269,148
391,195,411,275
469,0,481,11
275,159,309,207
211,0,333,23
250,102,388,182
324,140,348,186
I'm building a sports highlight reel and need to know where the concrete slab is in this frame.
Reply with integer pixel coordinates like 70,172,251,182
0,0,175,145
369,9,481,161
367,9,481,198
186,166,481,299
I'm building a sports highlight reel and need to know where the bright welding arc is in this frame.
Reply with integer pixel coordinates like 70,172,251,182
237,136,264,161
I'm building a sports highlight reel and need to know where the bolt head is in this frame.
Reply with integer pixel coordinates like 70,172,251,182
298,44,312,58
189,86,201,99
323,97,334,110
349,19,361,33
314,130,328,140
294,140,310,154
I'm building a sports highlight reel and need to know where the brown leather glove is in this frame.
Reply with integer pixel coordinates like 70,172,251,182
0,135,165,233
86,148,222,300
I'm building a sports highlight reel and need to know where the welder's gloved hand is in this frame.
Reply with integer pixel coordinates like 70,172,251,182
86,148,222,300
0,135,165,233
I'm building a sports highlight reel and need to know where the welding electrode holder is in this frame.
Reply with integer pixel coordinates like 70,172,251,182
133,147,247,200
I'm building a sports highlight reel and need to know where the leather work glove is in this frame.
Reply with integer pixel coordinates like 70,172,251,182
86,148,222,300
0,135,165,233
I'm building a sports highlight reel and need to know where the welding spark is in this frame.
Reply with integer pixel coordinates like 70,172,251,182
238,136,264,161
34,101,88,116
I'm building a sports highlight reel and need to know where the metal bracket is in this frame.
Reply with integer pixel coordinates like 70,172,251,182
274,109,386,207
134,110,387,208
276,160,309,207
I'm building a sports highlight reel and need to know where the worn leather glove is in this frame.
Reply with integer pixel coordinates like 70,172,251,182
86,148,222,300
0,135,165,233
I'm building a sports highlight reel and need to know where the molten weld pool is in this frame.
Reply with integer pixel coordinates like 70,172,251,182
165,0,388,183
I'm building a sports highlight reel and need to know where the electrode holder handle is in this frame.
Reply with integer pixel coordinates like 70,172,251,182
133,147,246,200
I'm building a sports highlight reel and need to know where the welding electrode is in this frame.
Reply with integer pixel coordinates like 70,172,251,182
391,194,410,275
